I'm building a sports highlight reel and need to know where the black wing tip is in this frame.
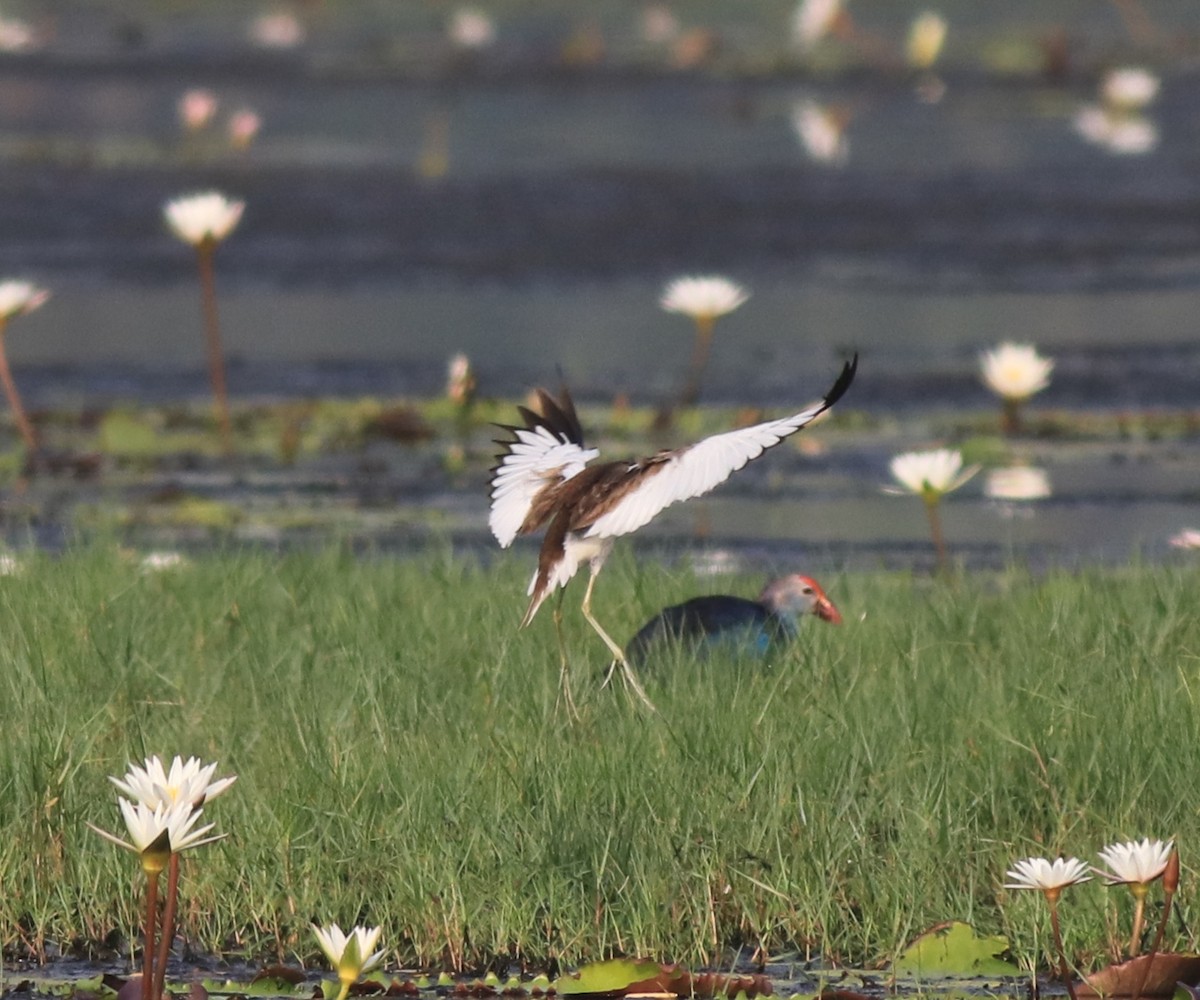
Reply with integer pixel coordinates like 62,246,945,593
505,383,586,447
823,353,858,410
490,381,587,468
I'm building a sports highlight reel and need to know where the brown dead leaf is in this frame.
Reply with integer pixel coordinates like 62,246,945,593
624,967,773,998
1079,953,1200,997
252,966,306,986
117,975,143,1000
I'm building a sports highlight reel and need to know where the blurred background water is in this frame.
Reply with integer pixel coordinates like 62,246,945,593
0,0,1198,566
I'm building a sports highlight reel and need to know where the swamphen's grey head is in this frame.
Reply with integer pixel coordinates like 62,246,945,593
758,574,842,625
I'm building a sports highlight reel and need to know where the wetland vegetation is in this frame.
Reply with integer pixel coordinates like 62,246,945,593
2,547,1197,975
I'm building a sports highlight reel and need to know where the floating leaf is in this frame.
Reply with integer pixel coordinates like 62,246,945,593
557,960,666,997
99,411,160,457
555,959,771,998
252,966,306,987
116,976,142,1000
893,921,1019,978
1080,953,1200,997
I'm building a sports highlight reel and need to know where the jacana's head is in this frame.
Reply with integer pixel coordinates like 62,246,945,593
759,574,842,624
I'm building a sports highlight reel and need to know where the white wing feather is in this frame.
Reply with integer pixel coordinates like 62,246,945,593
489,426,599,547
584,403,828,539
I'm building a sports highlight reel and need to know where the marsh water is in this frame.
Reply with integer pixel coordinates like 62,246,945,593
0,2,1199,567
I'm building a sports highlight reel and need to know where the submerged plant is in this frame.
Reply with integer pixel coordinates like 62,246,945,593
1005,855,1091,1000
0,279,49,454
313,923,386,1000
885,448,978,572
164,191,245,455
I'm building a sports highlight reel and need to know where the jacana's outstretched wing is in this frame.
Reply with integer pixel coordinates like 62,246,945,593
489,387,599,548
583,355,856,539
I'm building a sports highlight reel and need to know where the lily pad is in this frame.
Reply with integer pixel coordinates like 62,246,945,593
893,921,1019,978
555,958,771,998
556,959,666,996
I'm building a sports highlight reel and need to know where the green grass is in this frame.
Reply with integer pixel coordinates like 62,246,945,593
0,546,1197,975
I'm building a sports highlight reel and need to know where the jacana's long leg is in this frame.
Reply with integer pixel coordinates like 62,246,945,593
580,571,657,712
552,591,579,720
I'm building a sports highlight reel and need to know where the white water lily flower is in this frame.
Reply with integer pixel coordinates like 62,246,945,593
448,7,496,50
249,10,305,49
1101,67,1159,112
110,754,236,811
313,923,386,981
1005,856,1092,893
228,108,262,149
0,280,49,321
886,448,978,500
88,798,224,862
1074,105,1159,156
981,342,1054,401
985,465,1051,502
1170,529,1200,550
446,352,476,405
141,551,188,573
164,192,245,246
792,0,842,50
178,88,218,131
1095,838,1173,886
659,276,749,321
0,15,35,52
791,100,849,165
906,11,947,70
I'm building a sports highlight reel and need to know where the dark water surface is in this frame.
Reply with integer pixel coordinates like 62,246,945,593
0,3,1197,564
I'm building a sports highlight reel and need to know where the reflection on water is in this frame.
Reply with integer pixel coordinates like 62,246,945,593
0,3,1197,564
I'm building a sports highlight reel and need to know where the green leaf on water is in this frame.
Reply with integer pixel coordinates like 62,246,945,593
99,411,160,456
243,978,303,996
137,494,241,529
893,921,1019,978
554,958,665,996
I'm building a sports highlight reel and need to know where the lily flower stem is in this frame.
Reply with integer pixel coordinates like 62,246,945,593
0,323,38,453
923,497,948,573
1047,894,1079,1000
1002,397,1022,436
195,242,233,456
1130,892,1146,958
142,870,160,1000
152,853,181,1000
677,314,716,410
1133,853,1181,1000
